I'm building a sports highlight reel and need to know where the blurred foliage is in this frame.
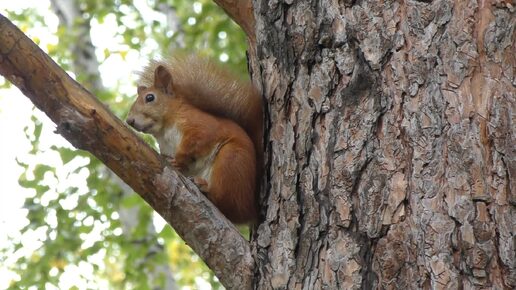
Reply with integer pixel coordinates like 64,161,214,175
3,0,248,289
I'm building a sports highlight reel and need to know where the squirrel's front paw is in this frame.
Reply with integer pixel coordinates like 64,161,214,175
162,155,175,165
193,177,209,192
163,155,183,171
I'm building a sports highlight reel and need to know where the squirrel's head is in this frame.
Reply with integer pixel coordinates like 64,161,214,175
126,65,179,135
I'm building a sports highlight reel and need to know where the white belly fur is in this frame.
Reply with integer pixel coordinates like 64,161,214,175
157,125,182,157
157,125,219,183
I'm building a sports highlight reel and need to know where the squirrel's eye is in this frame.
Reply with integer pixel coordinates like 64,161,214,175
145,93,155,103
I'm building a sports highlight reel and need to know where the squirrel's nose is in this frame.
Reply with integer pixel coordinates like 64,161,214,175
126,118,135,128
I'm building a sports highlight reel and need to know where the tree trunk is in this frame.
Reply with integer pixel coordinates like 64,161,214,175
2,0,514,288
252,0,514,289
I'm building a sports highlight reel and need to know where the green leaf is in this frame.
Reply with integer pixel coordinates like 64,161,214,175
120,193,141,209
51,146,77,165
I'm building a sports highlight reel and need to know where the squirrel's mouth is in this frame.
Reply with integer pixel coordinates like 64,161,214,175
139,123,153,133
128,121,153,133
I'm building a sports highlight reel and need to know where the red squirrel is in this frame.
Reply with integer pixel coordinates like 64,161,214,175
126,55,262,224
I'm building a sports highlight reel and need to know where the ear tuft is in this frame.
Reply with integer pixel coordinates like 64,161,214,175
154,65,174,94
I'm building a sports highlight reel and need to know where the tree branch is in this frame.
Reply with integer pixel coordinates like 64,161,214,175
213,0,255,42
0,14,252,290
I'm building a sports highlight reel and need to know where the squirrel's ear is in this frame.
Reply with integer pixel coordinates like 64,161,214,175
137,86,147,95
154,65,174,94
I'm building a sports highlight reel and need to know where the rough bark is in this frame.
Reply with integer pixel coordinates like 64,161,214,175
252,0,514,289
0,14,252,290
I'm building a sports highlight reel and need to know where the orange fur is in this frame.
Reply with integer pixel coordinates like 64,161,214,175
137,55,263,163
127,62,258,224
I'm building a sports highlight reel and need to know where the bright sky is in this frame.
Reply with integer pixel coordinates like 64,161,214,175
0,0,207,288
